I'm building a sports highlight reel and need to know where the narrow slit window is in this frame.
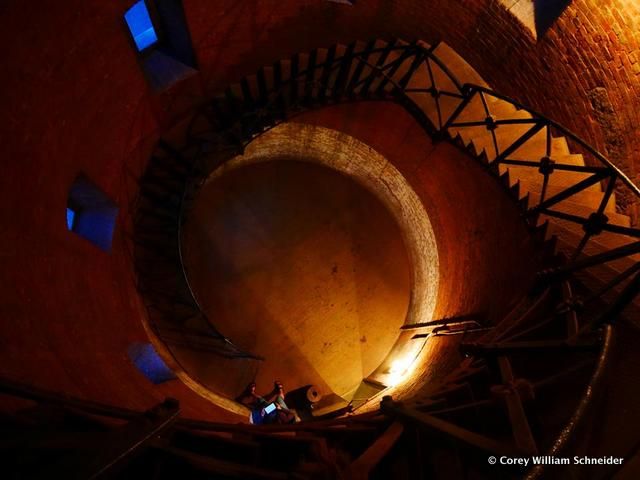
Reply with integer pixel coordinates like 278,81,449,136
66,207,76,231
66,175,118,252
124,0,198,91
125,1,159,51
127,342,176,384
499,0,571,40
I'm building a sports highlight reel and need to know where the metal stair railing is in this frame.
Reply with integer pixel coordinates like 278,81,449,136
121,39,640,434
440,82,640,322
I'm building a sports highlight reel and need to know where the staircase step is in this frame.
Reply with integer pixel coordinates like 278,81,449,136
537,197,631,227
328,43,353,99
297,52,310,73
379,42,420,94
462,113,538,159
510,139,576,162
558,246,640,311
451,91,523,125
404,61,460,129
547,219,640,265
362,39,397,94
501,159,591,186
347,40,379,96
244,74,260,105
518,180,617,213
315,46,335,100
554,236,638,282
483,99,527,118
432,42,488,88
228,82,244,103
279,58,292,84
291,52,310,104
367,39,393,67
259,66,274,101
158,445,289,479
306,48,328,101
447,97,522,145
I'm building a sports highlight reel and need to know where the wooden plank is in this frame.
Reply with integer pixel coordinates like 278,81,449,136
382,399,523,457
296,432,338,474
158,445,288,480
400,314,482,331
180,410,382,434
497,357,538,455
47,399,180,479
0,430,104,450
0,376,140,421
346,421,404,479
461,339,600,356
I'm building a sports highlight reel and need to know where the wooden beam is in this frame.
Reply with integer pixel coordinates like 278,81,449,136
0,376,141,421
497,357,538,456
424,399,494,416
158,445,288,479
382,398,524,457
47,399,180,479
346,421,404,479
400,314,483,331
460,339,600,357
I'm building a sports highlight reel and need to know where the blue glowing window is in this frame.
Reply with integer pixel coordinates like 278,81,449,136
67,175,118,252
127,343,176,384
126,0,198,91
125,1,159,51
66,208,76,230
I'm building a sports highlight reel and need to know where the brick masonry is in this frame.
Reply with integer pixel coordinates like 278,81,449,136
182,0,640,222
1,0,639,416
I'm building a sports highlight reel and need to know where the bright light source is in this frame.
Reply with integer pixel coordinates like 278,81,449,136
387,356,413,386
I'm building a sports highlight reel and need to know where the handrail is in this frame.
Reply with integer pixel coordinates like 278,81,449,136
126,38,639,421
0,375,382,432
130,40,640,361
169,40,460,359
461,84,640,197
525,324,613,480
346,421,404,479
0,376,142,421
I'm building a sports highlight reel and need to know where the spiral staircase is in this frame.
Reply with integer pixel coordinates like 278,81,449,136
2,39,639,479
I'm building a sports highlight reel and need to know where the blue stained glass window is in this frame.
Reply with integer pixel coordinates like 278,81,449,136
66,208,76,230
125,1,159,51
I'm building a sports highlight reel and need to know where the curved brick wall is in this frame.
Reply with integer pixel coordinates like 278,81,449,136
1,0,635,419
184,0,640,222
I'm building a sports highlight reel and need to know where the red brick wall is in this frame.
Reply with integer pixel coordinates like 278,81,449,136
182,0,640,221
0,0,240,422
1,0,639,419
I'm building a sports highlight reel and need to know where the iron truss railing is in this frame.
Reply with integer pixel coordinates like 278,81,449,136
182,38,639,327
441,84,640,327
123,41,639,462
